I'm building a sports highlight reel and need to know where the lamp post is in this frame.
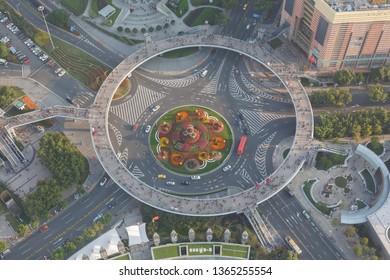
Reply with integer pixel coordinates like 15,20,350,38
38,6,55,50
16,3,21,14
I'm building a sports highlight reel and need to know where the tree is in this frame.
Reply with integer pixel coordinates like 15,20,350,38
370,67,387,83
46,9,70,28
216,12,230,27
333,69,355,86
148,26,154,32
141,28,146,33
368,83,388,103
164,23,169,29
222,0,236,9
281,250,298,260
156,25,162,31
125,27,131,33
0,240,7,253
117,26,123,32
132,28,138,33
331,218,339,227
360,237,369,246
355,72,365,84
171,19,175,25
63,241,76,254
354,245,363,257
52,248,65,260
344,226,357,238
34,30,50,46
83,227,97,239
17,224,30,237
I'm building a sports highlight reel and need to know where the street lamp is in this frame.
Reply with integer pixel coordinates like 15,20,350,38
38,6,55,50
16,3,21,14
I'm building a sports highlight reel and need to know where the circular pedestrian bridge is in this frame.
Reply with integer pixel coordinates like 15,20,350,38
90,34,314,216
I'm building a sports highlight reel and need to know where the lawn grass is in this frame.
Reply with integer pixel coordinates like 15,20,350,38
90,0,121,24
367,141,384,155
191,0,223,7
315,151,346,171
356,199,367,210
282,148,290,159
0,86,25,109
5,212,20,232
184,7,223,26
61,0,88,16
221,244,249,259
302,179,334,216
152,244,180,260
112,254,130,260
161,47,199,58
268,38,283,49
335,176,347,188
167,0,189,18
149,106,233,175
361,169,376,193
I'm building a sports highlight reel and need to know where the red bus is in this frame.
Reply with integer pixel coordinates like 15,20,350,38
237,136,247,155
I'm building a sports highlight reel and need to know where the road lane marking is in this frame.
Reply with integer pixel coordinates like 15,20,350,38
65,217,75,224
85,201,94,209
43,232,54,240
61,212,71,220
21,248,32,255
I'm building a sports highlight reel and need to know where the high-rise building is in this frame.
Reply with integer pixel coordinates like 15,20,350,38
281,0,390,70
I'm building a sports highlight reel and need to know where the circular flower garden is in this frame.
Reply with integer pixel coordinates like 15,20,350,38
150,106,233,174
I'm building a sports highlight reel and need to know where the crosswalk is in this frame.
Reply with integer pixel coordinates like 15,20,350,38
200,60,225,95
141,72,200,88
229,70,263,104
239,168,255,184
110,85,165,124
131,165,145,178
108,123,122,147
72,91,95,107
240,73,291,103
239,109,284,135
255,132,276,179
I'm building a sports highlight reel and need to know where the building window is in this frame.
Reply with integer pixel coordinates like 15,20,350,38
299,23,312,40
343,56,357,68
356,54,371,68
284,0,294,16
371,54,387,67
315,16,329,46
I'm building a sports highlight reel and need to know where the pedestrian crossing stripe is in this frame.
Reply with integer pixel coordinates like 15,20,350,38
239,168,254,184
110,85,165,125
131,165,145,178
239,109,284,135
255,132,276,179
141,72,199,88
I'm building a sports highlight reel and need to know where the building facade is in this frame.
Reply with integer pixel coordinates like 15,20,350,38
281,0,390,70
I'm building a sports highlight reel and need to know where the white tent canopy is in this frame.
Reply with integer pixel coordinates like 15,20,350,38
126,223,149,246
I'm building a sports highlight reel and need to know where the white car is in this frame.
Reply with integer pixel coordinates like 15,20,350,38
93,213,103,222
246,24,250,30
0,17,8,23
100,177,108,186
145,125,151,133
191,175,201,180
165,181,175,186
58,70,66,77
54,67,62,74
223,165,232,172
152,105,160,112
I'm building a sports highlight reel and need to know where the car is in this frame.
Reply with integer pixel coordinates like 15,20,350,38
107,201,117,209
100,177,108,186
23,57,30,65
181,181,190,185
132,123,139,131
234,68,239,75
0,17,8,23
152,105,160,112
145,125,151,133
191,175,201,180
302,210,311,220
200,69,208,77
93,213,104,222
243,127,250,135
209,59,215,66
246,24,250,30
165,181,176,186
58,70,66,77
40,225,49,233
223,165,232,172
285,188,294,197
157,174,166,179
243,3,248,10
74,193,80,200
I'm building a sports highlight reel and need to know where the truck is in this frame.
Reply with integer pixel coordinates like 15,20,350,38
285,235,302,255
0,58,8,65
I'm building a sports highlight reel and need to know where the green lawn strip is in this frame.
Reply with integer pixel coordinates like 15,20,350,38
268,38,283,49
221,244,248,258
361,169,376,193
188,243,213,255
152,245,180,259
366,142,384,155
161,47,199,58
356,199,367,210
83,20,143,45
185,8,223,26
149,106,233,175
302,179,334,216
5,212,20,232
112,254,130,260
167,0,189,18
282,148,290,159
191,0,223,7
315,152,346,171
61,0,88,16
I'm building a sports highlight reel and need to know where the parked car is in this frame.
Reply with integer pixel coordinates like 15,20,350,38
58,70,66,77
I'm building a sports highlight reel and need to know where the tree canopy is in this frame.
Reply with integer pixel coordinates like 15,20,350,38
46,9,70,29
0,86,24,109
0,240,7,253
315,108,390,140
368,84,388,103
333,69,356,86
38,132,88,188
310,88,352,106
0,42,8,59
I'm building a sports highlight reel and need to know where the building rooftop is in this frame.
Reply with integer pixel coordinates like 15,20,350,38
324,0,390,11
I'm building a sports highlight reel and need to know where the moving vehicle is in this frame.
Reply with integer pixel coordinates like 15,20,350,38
237,136,247,155
152,105,160,112
223,165,232,172
191,175,201,180
157,174,166,179
93,213,104,222
285,188,294,197
100,177,108,186
285,236,302,255
165,181,175,186
243,3,248,10
246,24,250,30
145,125,151,133
40,225,49,233
200,69,208,77
302,210,311,220
181,181,190,185
0,58,7,65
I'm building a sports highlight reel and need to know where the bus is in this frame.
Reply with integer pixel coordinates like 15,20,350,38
285,236,302,255
237,136,247,155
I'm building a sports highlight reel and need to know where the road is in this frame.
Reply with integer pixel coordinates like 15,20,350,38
5,181,138,260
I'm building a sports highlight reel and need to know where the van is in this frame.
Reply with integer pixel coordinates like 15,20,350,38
302,210,311,220
200,69,208,78
0,58,8,65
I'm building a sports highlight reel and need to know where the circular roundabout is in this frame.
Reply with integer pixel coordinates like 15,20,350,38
91,34,314,216
151,106,232,175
